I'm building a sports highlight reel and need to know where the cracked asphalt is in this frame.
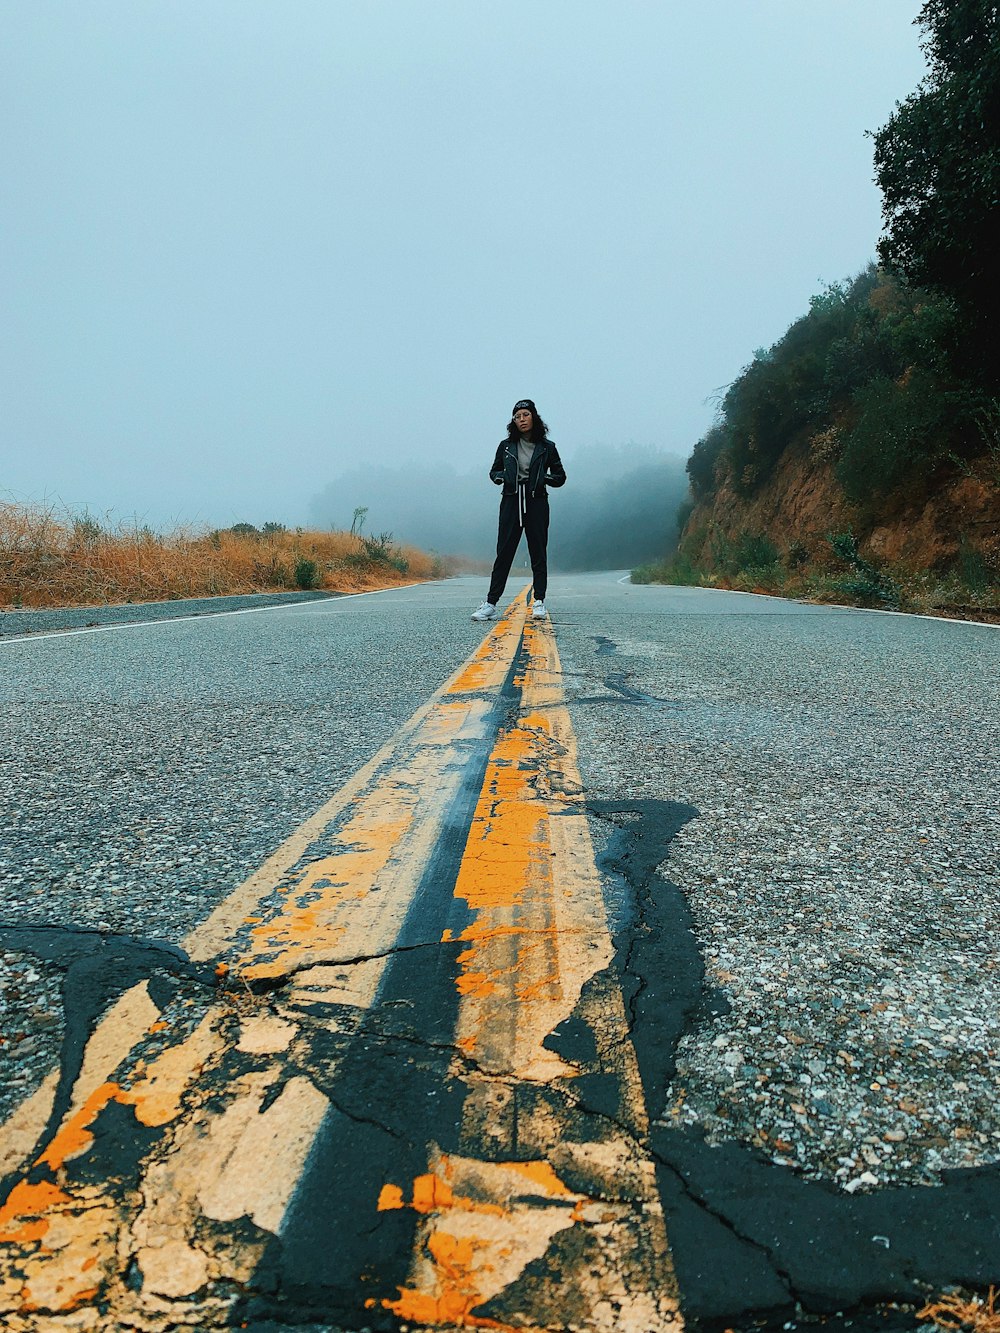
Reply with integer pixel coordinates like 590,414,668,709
1,572,998,1331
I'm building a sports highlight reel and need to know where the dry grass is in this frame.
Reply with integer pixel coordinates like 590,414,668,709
919,1288,1000,1333
0,503,449,609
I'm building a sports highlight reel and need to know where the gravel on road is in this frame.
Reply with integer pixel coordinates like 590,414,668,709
555,582,1000,1194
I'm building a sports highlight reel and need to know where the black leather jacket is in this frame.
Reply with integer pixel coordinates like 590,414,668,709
489,438,567,498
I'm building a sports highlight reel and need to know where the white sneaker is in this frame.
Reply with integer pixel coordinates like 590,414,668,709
471,601,496,621
531,600,546,619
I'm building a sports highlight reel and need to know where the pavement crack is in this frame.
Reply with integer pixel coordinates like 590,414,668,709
649,1141,799,1304
323,1091,414,1147
362,1024,467,1061
358,1023,643,1130
235,937,455,994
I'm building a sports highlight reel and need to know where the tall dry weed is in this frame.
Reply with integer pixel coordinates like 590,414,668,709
0,504,445,608
920,1287,1000,1333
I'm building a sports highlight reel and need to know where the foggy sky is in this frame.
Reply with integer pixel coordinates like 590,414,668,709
2,1,926,532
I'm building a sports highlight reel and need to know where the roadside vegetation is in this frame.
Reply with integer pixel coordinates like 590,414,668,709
0,503,450,609
633,527,1000,622
638,0,1000,620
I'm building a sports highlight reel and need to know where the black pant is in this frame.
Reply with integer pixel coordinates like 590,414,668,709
487,486,549,606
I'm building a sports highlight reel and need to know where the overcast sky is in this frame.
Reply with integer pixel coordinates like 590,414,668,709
2,1,926,531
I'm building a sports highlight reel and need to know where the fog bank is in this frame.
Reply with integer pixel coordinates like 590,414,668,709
308,443,689,571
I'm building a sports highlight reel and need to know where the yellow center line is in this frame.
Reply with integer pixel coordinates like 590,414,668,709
376,618,683,1332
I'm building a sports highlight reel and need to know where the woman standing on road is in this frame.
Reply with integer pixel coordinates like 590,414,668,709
471,399,566,622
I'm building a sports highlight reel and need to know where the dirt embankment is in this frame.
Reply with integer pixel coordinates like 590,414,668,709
682,442,1000,579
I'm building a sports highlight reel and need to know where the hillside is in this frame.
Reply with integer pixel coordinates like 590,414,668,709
639,265,1000,619
673,432,1000,618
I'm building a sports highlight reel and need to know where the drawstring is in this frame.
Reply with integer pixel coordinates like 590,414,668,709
518,479,527,529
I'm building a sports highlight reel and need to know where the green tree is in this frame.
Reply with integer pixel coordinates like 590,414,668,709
872,0,1000,378
686,422,728,498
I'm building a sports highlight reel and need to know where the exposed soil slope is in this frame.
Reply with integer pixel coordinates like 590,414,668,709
681,441,1000,590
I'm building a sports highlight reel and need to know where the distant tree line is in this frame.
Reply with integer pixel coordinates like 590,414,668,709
686,0,1000,518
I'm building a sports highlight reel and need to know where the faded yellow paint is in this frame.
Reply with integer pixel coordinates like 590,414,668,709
236,1015,296,1054
502,1160,574,1197
38,1083,123,1170
0,1180,71,1244
66,984,161,1122
377,1155,588,1329
0,1016,228,1320
0,1071,58,1183
381,616,684,1331
0,982,162,1182
412,1172,455,1214
232,593,532,987
380,1165,507,1221
193,1075,329,1233
446,595,528,697
133,1239,209,1300
239,813,411,981
377,1183,405,1211
2,1193,120,1317
446,626,586,1079
127,1013,223,1127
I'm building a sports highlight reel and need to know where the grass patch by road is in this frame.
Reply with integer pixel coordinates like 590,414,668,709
0,503,454,609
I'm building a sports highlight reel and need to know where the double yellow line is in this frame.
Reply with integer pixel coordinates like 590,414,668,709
0,591,681,1331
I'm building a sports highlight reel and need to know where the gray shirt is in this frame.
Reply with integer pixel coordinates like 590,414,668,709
516,437,534,480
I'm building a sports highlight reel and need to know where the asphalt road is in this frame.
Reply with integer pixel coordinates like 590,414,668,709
1,572,998,1331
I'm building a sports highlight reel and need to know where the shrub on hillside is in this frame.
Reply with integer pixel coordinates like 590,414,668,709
294,556,320,589
826,531,901,608
675,495,696,536
683,262,999,517
711,528,780,578
342,531,409,575
836,367,977,506
686,423,729,499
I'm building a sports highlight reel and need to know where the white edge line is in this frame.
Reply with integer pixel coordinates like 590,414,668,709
0,580,436,646
629,580,1000,628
